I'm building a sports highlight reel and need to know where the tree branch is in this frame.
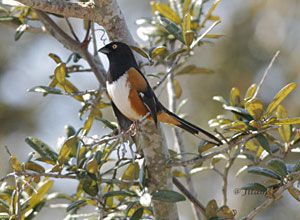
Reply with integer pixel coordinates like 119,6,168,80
167,71,202,219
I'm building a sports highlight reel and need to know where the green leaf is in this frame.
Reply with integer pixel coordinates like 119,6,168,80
152,190,185,203
255,134,271,154
213,96,228,105
267,159,287,177
206,199,218,219
240,183,267,194
274,118,300,125
245,99,264,120
29,180,53,209
176,65,214,75
150,45,168,59
247,166,282,180
15,23,27,41
292,161,300,172
58,136,78,164
166,48,188,61
122,162,140,182
216,205,236,219
244,84,257,101
130,46,151,60
158,16,184,43
276,105,291,142
28,86,62,95
103,191,136,198
130,207,144,220
81,177,98,196
67,200,86,212
223,106,253,121
25,137,58,162
151,2,181,24
266,82,297,115
288,187,300,202
24,161,45,173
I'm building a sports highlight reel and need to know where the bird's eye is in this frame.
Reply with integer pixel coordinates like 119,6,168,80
112,44,118,49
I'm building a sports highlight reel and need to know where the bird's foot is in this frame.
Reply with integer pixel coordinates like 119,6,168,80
128,121,138,136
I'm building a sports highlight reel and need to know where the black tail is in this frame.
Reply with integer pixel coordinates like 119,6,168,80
163,108,222,145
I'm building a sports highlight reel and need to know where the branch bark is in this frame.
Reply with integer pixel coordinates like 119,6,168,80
16,0,134,43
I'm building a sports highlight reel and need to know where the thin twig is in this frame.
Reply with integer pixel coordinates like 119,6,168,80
243,175,300,220
253,50,280,98
170,126,278,167
65,18,80,42
172,177,206,215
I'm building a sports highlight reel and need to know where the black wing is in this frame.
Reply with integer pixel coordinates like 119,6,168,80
111,101,133,131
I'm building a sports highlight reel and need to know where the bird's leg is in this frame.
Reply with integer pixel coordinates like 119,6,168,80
128,121,138,136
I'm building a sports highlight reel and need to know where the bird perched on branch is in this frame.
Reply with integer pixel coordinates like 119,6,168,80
99,42,221,145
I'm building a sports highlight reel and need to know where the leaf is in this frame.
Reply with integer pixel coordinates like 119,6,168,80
267,159,287,177
28,86,62,95
198,142,215,154
152,190,185,203
25,161,45,173
244,84,257,101
213,96,228,105
61,80,84,102
274,118,300,125
82,112,94,135
173,79,182,99
85,158,99,174
176,65,214,75
48,53,62,64
240,183,267,194
54,63,67,84
81,177,98,196
130,207,144,220
9,155,22,172
245,99,264,120
25,137,58,162
206,199,218,219
275,105,291,142
266,82,297,115
122,162,140,182
150,45,167,59
29,180,53,209
158,16,184,43
15,23,27,41
184,30,195,47
255,134,271,154
247,166,282,180
151,2,181,24
67,200,86,212
293,161,300,172
223,106,253,121
183,0,192,15
58,136,78,164
166,48,188,61
216,205,236,219
201,0,221,27
230,87,240,106
103,191,136,198
288,187,300,202
130,46,151,60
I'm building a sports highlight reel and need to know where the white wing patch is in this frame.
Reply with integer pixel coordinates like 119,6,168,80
106,74,142,120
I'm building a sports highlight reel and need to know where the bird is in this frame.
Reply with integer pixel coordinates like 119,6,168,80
99,41,222,145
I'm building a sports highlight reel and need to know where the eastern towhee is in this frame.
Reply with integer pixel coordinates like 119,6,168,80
99,42,221,145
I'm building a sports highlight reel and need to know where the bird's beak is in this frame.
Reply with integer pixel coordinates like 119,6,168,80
98,46,110,54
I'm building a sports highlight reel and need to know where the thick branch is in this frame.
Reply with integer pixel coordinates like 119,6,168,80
16,0,134,43
35,10,107,86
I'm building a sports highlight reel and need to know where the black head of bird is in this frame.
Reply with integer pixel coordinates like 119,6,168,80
99,42,138,79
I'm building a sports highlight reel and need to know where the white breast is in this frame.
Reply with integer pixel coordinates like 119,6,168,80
106,74,141,120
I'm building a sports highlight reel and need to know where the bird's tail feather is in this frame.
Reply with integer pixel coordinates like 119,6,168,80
160,108,222,145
